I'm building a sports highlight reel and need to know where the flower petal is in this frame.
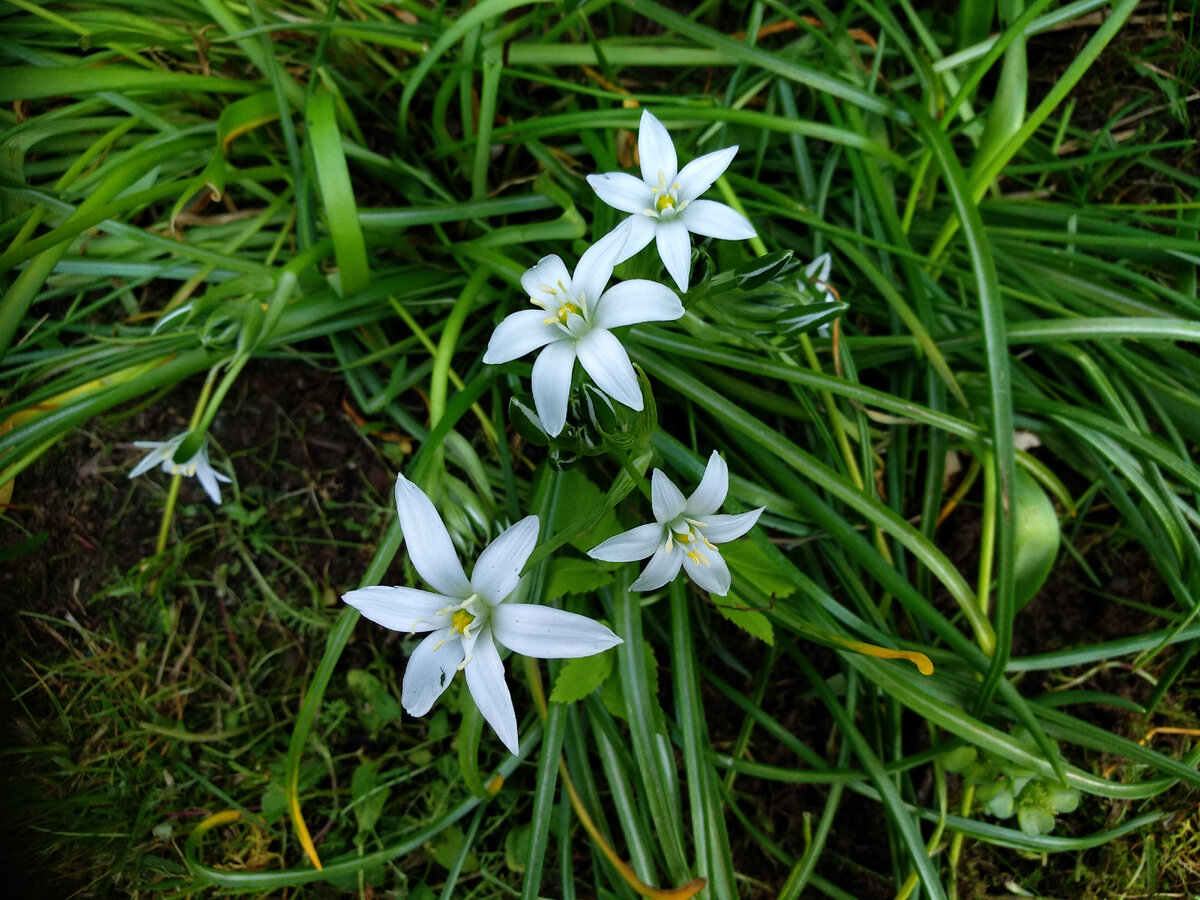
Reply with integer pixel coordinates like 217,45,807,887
195,463,224,504
492,604,623,658
483,310,563,364
575,328,642,411
592,280,683,330
464,635,519,755
394,473,473,598
651,468,687,523
572,233,622,309
520,254,573,308
587,522,664,562
676,145,737,204
530,338,577,437
655,219,692,292
402,629,464,716
698,508,765,543
612,214,657,263
342,585,451,632
638,109,678,186
471,515,540,604
678,199,756,240
587,172,653,215
682,545,731,595
685,450,728,517
629,541,684,591
129,443,171,478
805,252,831,282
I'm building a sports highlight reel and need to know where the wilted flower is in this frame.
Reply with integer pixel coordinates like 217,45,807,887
483,231,683,437
129,432,230,504
587,109,756,292
588,451,764,596
343,473,623,755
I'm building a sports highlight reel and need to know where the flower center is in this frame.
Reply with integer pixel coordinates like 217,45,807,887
451,609,476,635
648,169,684,219
169,460,198,477
665,518,717,566
530,279,589,332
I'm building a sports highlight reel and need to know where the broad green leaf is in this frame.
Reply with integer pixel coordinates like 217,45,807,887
1013,466,1060,609
544,557,614,602
712,597,774,645
550,649,614,703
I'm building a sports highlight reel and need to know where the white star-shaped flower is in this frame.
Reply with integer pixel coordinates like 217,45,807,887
588,451,764,596
482,231,683,437
128,432,231,504
804,252,838,337
343,473,623,755
587,109,756,292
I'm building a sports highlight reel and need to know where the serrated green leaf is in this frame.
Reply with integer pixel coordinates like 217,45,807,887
544,558,614,602
346,669,401,736
711,597,774,645
350,760,388,835
550,649,614,703
599,639,660,725
552,468,623,551
722,538,801,599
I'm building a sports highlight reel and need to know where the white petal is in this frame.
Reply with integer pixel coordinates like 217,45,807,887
573,235,621,309
698,508,765,543
587,172,653,215
678,199,756,240
592,280,683,330
629,541,684,591
464,635,519,755
129,443,171,478
683,545,731,595
651,468,687,522
492,604,623,658
402,629,464,716
575,328,642,411
471,515,539,604
805,252,831,282
676,145,737,204
685,450,728,517
520,254,573,308
655,219,692,292
483,310,563,364
613,214,658,263
394,474,473,598
587,522,664,562
638,109,677,186
530,339,577,437
342,585,450,633
195,464,224,504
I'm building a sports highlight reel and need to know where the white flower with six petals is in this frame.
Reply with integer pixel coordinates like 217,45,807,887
588,451,764,596
482,231,683,437
128,432,231,504
343,473,623,755
587,109,756,292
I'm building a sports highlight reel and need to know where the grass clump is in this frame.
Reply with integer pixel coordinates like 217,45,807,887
2,2,1198,898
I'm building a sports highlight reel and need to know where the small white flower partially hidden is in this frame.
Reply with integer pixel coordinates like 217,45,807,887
588,451,764,596
128,432,231,505
343,473,623,755
483,231,683,437
803,252,838,337
587,109,756,292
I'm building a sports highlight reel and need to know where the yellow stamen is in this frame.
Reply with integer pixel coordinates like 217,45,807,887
451,609,476,635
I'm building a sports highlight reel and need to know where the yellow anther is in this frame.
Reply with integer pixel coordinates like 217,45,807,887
656,193,676,213
539,284,557,295
686,549,709,567
451,609,476,635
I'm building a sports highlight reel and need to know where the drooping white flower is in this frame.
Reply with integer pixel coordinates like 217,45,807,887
588,451,764,596
343,473,623,755
586,109,756,292
482,231,683,437
129,432,231,504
